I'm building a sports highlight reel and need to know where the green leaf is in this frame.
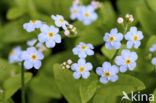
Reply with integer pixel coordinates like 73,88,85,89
151,89,156,103
146,0,156,12
30,74,61,99
137,7,156,35
0,58,20,84
53,64,98,103
93,74,145,103
7,7,25,20
146,35,156,49
3,72,32,100
0,19,35,43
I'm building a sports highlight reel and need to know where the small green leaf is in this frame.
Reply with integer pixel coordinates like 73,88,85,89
7,7,25,20
146,35,156,49
93,74,145,103
101,45,116,59
137,7,156,35
53,64,98,103
3,72,32,100
146,0,156,12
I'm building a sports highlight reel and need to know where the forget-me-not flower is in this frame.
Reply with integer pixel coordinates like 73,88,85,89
21,47,44,69
23,20,42,32
115,49,138,72
27,39,37,47
38,24,61,48
150,44,156,52
51,15,69,30
78,5,97,25
73,42,94,58
152,58,156,65
71,59,93,79
70,4,80,20
104,28,123,49
9,46,22,63
125,27,144,49
96,62,119,84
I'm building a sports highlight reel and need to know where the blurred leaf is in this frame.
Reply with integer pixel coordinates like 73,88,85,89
0,58,20,84
146,35,156,49
93,74,145,103
30,74,61,99
137,7,156,35
0,19,35,43
151,89,156,103
146,0,156,12
3,72,32,100
53,64,98,103
7,7,26,20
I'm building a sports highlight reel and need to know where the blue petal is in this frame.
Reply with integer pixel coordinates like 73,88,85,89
100,77,109,84
86,49,94,55
71,63,79,71
134,41,141,49
24,60,33,69
127,41,133,49
152,58,156,65
128,62,136,71
46,39,56,48
53,34,61,43
96,67,103,76
34,60,41,69
112,41,121,49
110,75,118,82
73,47,79,55
130,52,138,61
85,63,93,71
38,33,47,43
115,56,124,66
82,71,90,79
110,28,118,34
120,65,127,72
102,62,111,71
105,42,113,49
137,31,144,40
73,72,81,79
78,59,86,65
78,51,87,58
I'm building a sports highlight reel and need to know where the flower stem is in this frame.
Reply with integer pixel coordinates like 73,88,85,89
21,63,25,103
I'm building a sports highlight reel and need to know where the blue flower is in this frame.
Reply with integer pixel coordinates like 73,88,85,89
152,58,156,65
125,27,144,49
38,24,61,48
27,39,37,47
96,62,119,84
115,49,138,72
150,44,156,52
71,59,93,79
23,20,42,32
51,15,69,30
9,46,22,63
78,5,97,25
104,28,123,49
21,47,44,69
70,4,81,20
73,42,94,58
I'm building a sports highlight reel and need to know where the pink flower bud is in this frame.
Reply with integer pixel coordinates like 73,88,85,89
64,30,70,36
73,0,79,4
125,14,130,18
63,62,66,65
117,17,124,24
67,59,72,64
129,17,134,22
91,1,100,9
69,25,73,29
66,65,70,69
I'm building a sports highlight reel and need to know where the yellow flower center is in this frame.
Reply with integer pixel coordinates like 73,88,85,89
79,66,85,72
133,35,138,41
10,51,15,56
84,12,90,18
104,72,111,77
125,59,131,64
81,45,87,50
59,19,64,23
109,36,115,42
48,32,54,38
73,8,78,14
31,20,37,24
31,54,37,61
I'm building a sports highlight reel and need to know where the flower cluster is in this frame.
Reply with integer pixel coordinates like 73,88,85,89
9,14,75,70
64,24,78,37
61,59,73,69
149,44,156,66
71,42,94,79
70,0,98,25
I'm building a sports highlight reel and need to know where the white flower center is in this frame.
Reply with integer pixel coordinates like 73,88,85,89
84,12,90,18
48,32,54,38
79,66,85,72
59,19,64,23
81,45,87,50
10,51,15,56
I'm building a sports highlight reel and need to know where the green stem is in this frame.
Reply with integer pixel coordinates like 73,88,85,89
111,49,119,64
21,63,25,103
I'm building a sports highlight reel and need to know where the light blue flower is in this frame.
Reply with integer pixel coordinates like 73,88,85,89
38,24,61,48
104,28,123,49
27,39,37,47
72,42,94,58
9,46,22,63
115,49,138,72
23,20,42,32
71,59,93,79
78,5,97,25
150,44,156,52
125,27,144,49
96,62,119,84
51,15,69,30
70,4,81,20
152,58,156,65
21,47,44,69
